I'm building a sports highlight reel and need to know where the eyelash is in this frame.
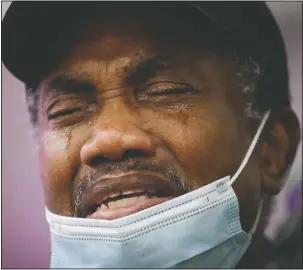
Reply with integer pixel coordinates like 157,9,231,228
45,94,92,121
148,87,192,96
47,107,84,120
45,81,196,122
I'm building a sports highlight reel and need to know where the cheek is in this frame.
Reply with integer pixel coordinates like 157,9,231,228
39,125,90,215
146,104,245,187
147,106,262,232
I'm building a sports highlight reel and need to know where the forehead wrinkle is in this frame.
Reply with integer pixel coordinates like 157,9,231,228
99,48,159,76
65,51,164,82
58,70,92,82
53,60,98,83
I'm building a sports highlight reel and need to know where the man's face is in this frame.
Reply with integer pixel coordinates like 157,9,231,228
37,14,278,231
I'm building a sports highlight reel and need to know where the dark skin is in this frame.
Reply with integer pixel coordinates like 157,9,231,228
36,14,300,267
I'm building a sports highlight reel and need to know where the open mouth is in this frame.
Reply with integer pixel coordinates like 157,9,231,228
78,174,182,220
87,189,174,220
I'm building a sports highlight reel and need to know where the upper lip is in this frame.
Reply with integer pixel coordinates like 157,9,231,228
77,173,183,218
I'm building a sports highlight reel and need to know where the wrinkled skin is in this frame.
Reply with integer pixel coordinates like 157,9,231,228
36,12,300,268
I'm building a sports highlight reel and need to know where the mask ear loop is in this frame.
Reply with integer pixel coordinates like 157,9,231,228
230,111,271,185
229,111,270,235
250,199,264,235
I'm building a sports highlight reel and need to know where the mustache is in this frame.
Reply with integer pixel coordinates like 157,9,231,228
73,159,192,216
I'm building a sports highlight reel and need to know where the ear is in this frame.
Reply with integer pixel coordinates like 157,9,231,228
260,107,300,195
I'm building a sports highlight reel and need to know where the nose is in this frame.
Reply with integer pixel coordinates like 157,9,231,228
80,114,156,166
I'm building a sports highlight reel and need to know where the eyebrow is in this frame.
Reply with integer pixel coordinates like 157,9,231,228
124,55,171,85
46,55,170,95
47,73,96,94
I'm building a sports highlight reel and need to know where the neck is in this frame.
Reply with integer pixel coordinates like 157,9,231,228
236,232,268,268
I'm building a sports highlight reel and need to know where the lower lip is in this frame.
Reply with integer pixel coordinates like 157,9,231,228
86,197,174,220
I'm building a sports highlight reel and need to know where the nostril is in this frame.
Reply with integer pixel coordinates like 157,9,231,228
90,156,108,167
122,149,151,159
87,150,151,167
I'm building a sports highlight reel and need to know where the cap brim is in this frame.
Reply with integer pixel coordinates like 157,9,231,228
2,2,282,85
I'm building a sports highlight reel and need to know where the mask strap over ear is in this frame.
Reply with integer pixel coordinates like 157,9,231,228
249,199,264,235
230,111,271,185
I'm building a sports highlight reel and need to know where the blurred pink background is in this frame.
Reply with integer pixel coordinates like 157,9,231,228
1,2,302,268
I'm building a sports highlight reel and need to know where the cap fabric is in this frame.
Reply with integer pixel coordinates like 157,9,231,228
2,2,288,88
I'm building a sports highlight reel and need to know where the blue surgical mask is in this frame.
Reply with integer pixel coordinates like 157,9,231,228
46,111,270,268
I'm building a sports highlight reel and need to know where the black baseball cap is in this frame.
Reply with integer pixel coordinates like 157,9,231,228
2,1,288,92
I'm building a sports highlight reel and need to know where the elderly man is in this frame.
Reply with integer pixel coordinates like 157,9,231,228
2,2,300,268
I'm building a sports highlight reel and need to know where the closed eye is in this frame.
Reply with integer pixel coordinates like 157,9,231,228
148,87,191,96
47,107,84,120
143,81,195,96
